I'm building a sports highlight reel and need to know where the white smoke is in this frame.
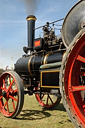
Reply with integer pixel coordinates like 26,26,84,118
21,0,40,15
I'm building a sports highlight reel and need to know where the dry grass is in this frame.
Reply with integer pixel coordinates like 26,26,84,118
0,95,75,128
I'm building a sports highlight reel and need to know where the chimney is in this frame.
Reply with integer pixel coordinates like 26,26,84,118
26,15,36,52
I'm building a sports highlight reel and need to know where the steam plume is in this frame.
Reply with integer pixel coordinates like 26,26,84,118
22,0,40,15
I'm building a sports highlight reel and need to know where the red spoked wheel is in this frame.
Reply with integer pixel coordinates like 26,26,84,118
60,28,85,128
35,85,61,109
0,71,24,118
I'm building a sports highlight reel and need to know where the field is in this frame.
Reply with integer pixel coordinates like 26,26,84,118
0,95,75,128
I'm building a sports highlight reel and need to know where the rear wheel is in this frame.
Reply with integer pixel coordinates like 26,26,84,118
35,85,61,109
60,28,85,128
0,71,24,118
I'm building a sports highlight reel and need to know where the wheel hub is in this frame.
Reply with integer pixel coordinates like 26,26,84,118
2,90,12,100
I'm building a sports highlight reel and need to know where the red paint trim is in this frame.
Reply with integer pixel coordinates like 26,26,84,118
34,40,40,47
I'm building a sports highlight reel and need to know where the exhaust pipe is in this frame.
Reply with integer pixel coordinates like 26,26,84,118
26,15,36,52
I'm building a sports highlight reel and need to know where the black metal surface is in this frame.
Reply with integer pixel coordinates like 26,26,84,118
14,56,31,75
42,71,59,87
15,50,63,77
62,0,85,47
26,15,36,51
46,51,62,64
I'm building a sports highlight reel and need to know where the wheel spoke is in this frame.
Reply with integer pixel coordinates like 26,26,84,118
12,99,15,111
6,101,9,112
41,94,44,99
48,94,53,104
4,100,8,107
1,87,6,91
77,55,85,63
79,71,85,76
46,95,49,105
4,100,9,112
72,86,85,92
3,79,6,89
8,79,15,91
9,76,11,84
0,96,3,100
82,104,85,111
14,89,18,93
9,95,18,102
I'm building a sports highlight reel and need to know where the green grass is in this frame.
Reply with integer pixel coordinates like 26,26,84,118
0,95,75,128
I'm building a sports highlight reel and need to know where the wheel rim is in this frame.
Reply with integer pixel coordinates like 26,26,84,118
0,72,19,117
35,86,61,108
64,32,85,126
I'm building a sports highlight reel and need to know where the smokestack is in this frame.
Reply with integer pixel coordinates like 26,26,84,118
26,15,36,52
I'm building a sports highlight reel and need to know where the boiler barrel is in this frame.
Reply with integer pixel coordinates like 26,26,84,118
14,51,63,77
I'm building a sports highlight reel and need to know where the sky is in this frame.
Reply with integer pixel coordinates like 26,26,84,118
0,0,78,69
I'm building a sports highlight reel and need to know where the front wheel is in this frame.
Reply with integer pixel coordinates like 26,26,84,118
0,70,24,118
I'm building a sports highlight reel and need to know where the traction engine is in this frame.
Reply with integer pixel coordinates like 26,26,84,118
0,1,85,128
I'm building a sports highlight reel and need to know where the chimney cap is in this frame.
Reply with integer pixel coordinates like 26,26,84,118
26,15,37,21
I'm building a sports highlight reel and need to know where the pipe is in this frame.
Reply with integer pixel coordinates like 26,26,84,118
26,15,36,52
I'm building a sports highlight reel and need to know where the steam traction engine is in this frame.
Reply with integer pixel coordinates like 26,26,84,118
0,0,85,128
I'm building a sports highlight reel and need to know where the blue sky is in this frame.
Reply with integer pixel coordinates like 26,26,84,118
0,0,78,69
